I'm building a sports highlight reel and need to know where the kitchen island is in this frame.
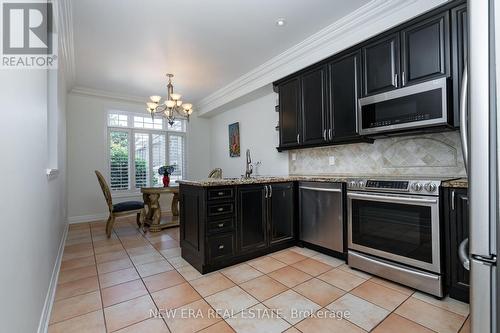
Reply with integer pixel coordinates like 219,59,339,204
178,177,301,273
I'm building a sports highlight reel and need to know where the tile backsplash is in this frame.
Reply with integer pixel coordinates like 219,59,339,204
289,131,466,177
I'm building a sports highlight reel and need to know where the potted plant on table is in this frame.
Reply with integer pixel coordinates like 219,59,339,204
158,165,176,187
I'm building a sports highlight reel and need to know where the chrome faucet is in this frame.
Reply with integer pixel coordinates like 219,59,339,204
244,149,253,179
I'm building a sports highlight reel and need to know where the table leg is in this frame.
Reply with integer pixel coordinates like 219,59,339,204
146,193,163,233
143,193,154,221
171,193,180,217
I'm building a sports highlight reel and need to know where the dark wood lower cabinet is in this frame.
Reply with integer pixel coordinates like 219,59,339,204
180,182,295,273
237,185,268,254
269,183,295,245
443,187,469,303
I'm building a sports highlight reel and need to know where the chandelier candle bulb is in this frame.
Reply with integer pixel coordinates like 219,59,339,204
150,95,162,103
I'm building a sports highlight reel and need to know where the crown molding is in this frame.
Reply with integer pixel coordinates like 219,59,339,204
57,0,76,90
197,0,447,116
70,86,147,104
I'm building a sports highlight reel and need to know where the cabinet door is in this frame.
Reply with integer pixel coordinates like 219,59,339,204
269,183,294,245
278,78,301,148
301,66,328,145
362,33,400,96
450,189,470,302
236,185,268,254
444,188,469,303
451,4,468,127
401,12,450,86
329,51,361,140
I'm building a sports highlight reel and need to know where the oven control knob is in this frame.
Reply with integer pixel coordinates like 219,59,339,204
349,181,356,188
358,181,365,188
411,183,423,192
425,183,437,192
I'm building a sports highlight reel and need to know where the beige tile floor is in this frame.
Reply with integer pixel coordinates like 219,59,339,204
49,216,471,333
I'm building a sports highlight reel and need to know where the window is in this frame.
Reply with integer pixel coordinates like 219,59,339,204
108,112,186,191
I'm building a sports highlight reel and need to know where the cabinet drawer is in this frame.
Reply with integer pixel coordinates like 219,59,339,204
208,188,234,201
208,202,234,217
208,218,234,234
207,233,235,262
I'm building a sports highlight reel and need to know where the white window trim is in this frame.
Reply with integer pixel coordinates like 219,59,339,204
106,110,188,194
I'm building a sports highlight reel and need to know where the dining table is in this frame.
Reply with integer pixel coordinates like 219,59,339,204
140,185,179,232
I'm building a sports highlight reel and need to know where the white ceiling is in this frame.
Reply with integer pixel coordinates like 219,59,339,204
72,0,371,103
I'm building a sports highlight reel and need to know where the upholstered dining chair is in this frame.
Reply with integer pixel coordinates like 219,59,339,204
208,168,223,179
95,170,146,238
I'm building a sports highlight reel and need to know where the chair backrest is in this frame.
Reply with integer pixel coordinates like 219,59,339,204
95,170,113,212
208,168,223,179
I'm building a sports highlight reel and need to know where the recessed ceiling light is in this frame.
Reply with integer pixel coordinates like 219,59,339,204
276,18,287,27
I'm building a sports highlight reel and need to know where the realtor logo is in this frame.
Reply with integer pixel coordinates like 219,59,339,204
1,1,57,68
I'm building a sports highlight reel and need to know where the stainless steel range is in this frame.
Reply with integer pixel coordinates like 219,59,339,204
346,178,444,297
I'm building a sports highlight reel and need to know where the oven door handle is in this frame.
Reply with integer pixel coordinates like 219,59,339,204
347,192,438,204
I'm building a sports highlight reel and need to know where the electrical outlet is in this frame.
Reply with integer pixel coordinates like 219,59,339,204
291,153,297,161
329,156,336,166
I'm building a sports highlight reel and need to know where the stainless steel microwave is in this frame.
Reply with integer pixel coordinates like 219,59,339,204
358,77,449,135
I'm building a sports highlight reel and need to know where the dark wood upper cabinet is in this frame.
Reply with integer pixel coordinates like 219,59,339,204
236,185,268,254
301,66,328,145
362,33,400,96
274,1,464,150
329,51,361,140
269,183,295,245
278,78,301,147
401,12,450,86
451,4,467,127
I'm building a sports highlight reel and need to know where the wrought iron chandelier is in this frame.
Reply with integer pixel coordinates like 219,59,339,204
146,73,193,125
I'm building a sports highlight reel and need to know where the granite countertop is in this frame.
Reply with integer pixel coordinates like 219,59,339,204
177,175,469,187
176,175,352,187
441,178,468,188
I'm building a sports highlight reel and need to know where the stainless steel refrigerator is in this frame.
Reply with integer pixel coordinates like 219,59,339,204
466,1,499,332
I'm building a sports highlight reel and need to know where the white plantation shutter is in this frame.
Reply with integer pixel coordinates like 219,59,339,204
152,134,166,186
109,130,130,190
134,133,150,188
107,112,186,191
168,134,185,181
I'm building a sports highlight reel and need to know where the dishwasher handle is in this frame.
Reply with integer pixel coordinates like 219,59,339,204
299,186,342,193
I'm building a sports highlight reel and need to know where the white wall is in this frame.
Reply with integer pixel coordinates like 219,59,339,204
0,64,67,331
208,85,288,177
66,93,210,221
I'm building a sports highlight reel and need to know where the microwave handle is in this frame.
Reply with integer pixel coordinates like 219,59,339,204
459,63,468,171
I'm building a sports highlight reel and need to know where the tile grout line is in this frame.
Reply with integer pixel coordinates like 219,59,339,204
109,222,168,333
49,225,100,327
89,222,110,333
58,222,469,333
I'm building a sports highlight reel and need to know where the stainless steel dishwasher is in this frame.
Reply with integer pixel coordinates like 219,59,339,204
299,182,344,253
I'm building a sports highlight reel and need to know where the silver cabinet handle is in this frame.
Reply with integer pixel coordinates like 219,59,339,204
323,129,327,141
297,133,300,144
394,73,399,88
458,238,470,271
218,191,224,196
269,185,272,198
402,71,406,86
328,129,332,141
218,244,225,250
218,223,224,228
217,207,224,212
459,63,468,172
264,185,268,198
451,190,455,210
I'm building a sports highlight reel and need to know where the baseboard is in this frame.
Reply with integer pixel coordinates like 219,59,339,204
67,213,107,224
37,222,69,333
